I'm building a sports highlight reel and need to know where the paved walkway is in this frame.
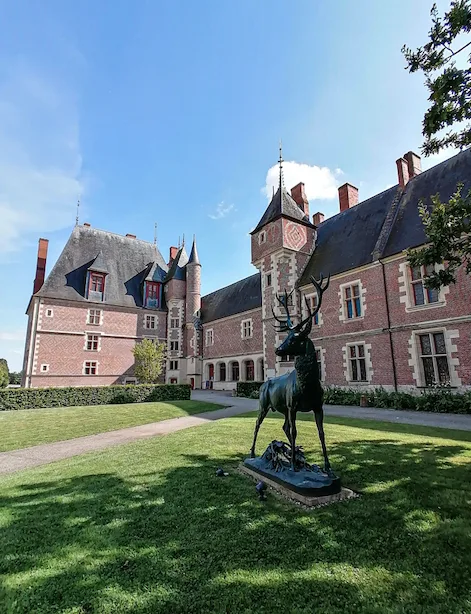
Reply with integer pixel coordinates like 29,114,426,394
2,391,471,477
193,390,471,432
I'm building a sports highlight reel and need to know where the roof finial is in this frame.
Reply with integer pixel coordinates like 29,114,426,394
75,198,80,226
178,235,181,248
153,222,157,246
182,233,185,246
278,139,284,189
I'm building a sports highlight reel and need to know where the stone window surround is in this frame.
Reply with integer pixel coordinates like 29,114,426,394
315,346,326,382
342,341,373,384
170,340,179,351
144,314,157,329
258,230,267,245
302,292,323,327
83,360,99,375
408,327,461,388
398,261,449,313
338,279,366,322
40,364,49,373
87,308,103,326
241,318,253,339
205,328,214,346
45,308,53,318
168,360,179,371
84,331,102,352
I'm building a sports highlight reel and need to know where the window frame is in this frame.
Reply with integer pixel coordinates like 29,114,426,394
417,331,451,387
205,328,214,346
265,273,272,288
145,314,156,329
258,230,267,245
45,308,53,318
410,264,440,307
303,293,320,326
241,318,253,339
315,348,323,381
84,361,98,375
170,317,180,328
85,333,100,351
347,343,368,383
169,360,179,371
40,364,49,373
219,363,226,382
344,283,362,320
145,281,161,308
170,340,179,351
87,309,103,326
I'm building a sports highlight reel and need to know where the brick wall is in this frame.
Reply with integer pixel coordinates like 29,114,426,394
202,308,263,360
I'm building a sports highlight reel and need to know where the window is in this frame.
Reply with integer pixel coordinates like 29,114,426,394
245,360,255,381
231,362,240,381
45,309,53,318
170,341,179,351
169,360,179,370
280,355,295,363
86,334,99,351
266,273,272,287
90,273,105,293
219,363,226,381
259,231,266,245
145,282,161,308
242,319,253,339
411,265,439,306
84,361,98,375
205,329,214,346
40,364,49,373
170,318,180,328
419,332,450,386
349,344,367,381
87,309,102,325
305,294,320,326
124,377,137,385
344,284,362,319
145,315,156,329
315,348,322,380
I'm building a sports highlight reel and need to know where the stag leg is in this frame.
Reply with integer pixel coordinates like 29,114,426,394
250,404,270,458
314,409,332,474
290,418,298,471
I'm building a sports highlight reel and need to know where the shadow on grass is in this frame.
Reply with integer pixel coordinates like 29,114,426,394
1,439,471,613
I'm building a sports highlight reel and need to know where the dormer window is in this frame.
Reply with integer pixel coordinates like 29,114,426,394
88,272,106,302
145,281,161,308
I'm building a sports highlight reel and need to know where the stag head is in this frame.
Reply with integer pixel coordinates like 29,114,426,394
273,274,330,357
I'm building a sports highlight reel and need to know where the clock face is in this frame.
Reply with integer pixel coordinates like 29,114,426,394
284,221,307,250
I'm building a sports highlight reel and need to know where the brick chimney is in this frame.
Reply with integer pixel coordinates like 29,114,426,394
291,182,309,216
33,238,49,294
313,212,325,225
126,233,136,239
338,183,359,212
396,157,410,188
169,246,179,264
404,151,421,178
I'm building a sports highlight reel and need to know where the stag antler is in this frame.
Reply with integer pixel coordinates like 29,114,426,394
272,289,295,332
296,272,331,334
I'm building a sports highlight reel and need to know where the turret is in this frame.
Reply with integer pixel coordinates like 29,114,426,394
186,235,201,322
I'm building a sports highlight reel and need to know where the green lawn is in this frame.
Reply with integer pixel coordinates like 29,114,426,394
0,400,225,452
1,414,471,613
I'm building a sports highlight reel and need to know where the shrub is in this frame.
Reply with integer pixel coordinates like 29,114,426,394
236,382,264,398
249,390,260,400
0,384,191,411
323,385,471,414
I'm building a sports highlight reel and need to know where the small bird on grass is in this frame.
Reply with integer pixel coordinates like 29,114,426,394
216,468,228,477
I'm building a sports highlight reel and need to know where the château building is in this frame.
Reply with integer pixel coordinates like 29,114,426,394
22,147,471,392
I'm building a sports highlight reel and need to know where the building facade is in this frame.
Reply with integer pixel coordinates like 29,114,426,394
22,148,471,392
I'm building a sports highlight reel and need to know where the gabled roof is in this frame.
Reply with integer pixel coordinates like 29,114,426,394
164,245,188,282
145,261,167,283
36,225,168,308
252,186,313,234
88,250,109,274
201,273,261,323
299,148,471,286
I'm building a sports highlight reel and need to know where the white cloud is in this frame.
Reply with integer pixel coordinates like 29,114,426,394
0,329,26,341
263,160,339,201
421,146,460,170
0,60,84,254
208,202,235,220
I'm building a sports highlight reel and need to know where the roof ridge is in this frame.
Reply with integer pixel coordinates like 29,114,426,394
78,225,156,246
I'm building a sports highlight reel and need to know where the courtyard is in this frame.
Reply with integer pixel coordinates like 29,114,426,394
1,399,471,613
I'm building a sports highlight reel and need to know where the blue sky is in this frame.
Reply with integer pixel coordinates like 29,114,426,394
0,0,459,370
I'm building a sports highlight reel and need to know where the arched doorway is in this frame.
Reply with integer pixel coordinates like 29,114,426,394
244,359,255,381
230,361,240,382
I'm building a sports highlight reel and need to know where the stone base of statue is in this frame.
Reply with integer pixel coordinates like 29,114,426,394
243,440,343,503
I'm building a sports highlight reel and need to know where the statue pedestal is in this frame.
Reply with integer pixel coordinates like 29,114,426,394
240,463,355,508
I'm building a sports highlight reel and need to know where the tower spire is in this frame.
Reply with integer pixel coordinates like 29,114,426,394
278,140,284,189
153,222,157,246
188,234,200,265
75,198,80,226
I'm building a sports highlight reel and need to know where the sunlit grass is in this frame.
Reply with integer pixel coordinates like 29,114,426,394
1,415,471,613
0,400,225,452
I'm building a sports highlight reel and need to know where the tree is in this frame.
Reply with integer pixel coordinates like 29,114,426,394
9,371,23,385
403,1,471,287
0,359,9,388
132,339,166,384
402,0,471,155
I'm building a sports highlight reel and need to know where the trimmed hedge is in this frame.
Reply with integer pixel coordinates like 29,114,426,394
236,382,264,398
324,385,471,414
0,384,191,411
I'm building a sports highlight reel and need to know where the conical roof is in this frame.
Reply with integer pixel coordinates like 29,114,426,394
188,236,200,265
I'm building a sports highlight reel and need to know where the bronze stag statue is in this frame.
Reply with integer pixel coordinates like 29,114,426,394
250,274,331,473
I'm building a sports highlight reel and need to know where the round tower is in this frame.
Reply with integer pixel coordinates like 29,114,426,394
186,235,201,322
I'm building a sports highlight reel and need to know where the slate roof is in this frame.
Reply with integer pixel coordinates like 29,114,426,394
188,237,200,265
252,186,313,233
88,250,109,274
36,225,168,308
201,273,262,323
164,245,188,282
299,148,471,286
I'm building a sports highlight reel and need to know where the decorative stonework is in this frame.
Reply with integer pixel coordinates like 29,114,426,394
284,221,307,251
342,341,373,383
398,261,449,312
338,280,366,322
408,328,462,387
